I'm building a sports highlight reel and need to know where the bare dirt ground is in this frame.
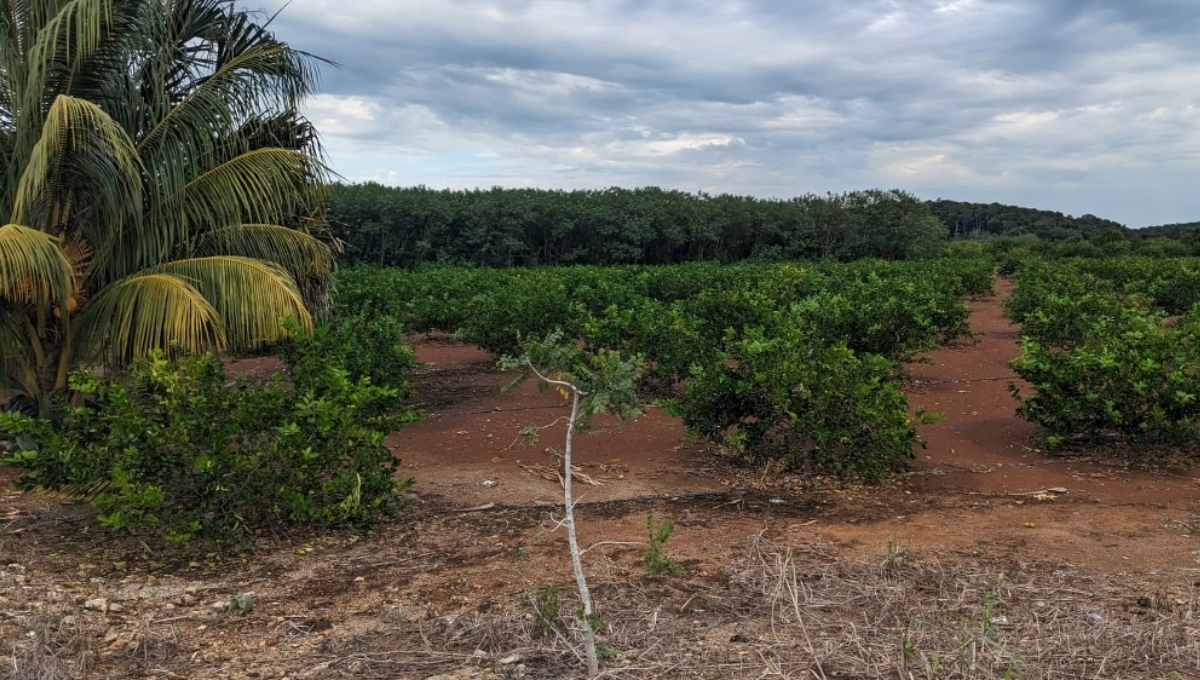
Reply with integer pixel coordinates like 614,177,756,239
2,280,1199,679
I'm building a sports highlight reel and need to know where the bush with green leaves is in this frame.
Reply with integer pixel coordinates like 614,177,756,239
579,299,713,392
1019,289,1153,349
674,322,932,481
1004,260,1136,348
925,256,995,298
1007,257,1200,324
0,350,415,543
460,270,581,355
790,282,969,361
1010,306,1200,447
1071,257,1200,315
278,312,419,395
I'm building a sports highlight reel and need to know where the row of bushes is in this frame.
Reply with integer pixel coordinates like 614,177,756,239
0,312,419,544
338,257,990,359
2,256,993,544
339,258,993,480
1008,259,1200,447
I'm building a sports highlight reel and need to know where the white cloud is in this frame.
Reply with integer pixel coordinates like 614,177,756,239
935,0,979,14
481,69,616,95
993,111,1060,127
639,133,744,156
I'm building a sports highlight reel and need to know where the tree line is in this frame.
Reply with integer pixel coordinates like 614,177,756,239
925,200,1128,241
328,184,1197,268
327,184,946,267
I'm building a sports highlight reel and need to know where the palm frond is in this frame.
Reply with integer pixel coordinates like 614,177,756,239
181,147,317,228
137,33,320,160
11,94,143,236
0,221,70,305
9,0,115,182
73,270,224,365
148,255,311,350
192,223,333,280
232,111,322,155
0,302,39,395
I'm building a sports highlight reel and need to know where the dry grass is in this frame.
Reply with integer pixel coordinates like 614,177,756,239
3,518,1197,680
315,533,1200,679
732,535,1200,679
1,577,93,680
0,563,186,680
2,615,94,680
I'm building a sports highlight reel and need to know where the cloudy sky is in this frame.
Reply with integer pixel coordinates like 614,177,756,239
263,0,1200,228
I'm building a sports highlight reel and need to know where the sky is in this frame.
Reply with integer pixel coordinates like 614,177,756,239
262,0,1200,228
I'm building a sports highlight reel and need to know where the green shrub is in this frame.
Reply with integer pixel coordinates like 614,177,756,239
674,322,930,481
1010,307,1200,447
278,312,419,395
926,256,995,297
1019,289,1150,348
791,281,968,360
580,299,713,392
1,350,416,543
460,270,579,355
1073,257,1200,315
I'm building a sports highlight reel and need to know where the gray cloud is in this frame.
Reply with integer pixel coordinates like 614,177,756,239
262,0,1200,226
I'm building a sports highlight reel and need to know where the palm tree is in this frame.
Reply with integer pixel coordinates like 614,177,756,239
0,0,335,414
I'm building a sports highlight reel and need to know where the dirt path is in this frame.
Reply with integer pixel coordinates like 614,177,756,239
911,278,1200,502
387,341,727,507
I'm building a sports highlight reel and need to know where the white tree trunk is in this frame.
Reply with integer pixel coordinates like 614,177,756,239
562,387,599,676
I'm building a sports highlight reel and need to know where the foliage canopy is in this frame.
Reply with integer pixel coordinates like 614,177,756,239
0,0,334,412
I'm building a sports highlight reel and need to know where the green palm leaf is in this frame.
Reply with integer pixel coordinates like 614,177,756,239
150,255,311,348
193,223,334,280
0,222,70,305
7,0,117,194
11,94,143,236
182,147,317,232
137,39,318,158
73,271,224,364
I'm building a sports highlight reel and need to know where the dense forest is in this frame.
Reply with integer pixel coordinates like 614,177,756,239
327,185,945,267
325,184,1195,268
1133,221,1200,239
925,200,1127,240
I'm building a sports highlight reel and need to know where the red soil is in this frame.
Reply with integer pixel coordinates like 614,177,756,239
392,278,1200,576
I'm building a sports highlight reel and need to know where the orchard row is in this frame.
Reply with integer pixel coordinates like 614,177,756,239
1009,257,1200,448
338,258,995,479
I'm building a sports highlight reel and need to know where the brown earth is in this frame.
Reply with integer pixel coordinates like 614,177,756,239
393,278,1200,574
2,279,1199,680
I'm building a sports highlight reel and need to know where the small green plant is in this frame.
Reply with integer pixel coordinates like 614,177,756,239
975,576,1021,678
643,513,686,577
501,331,643,677
530,585,561,635
897,572,1022,678
880,541,912,576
